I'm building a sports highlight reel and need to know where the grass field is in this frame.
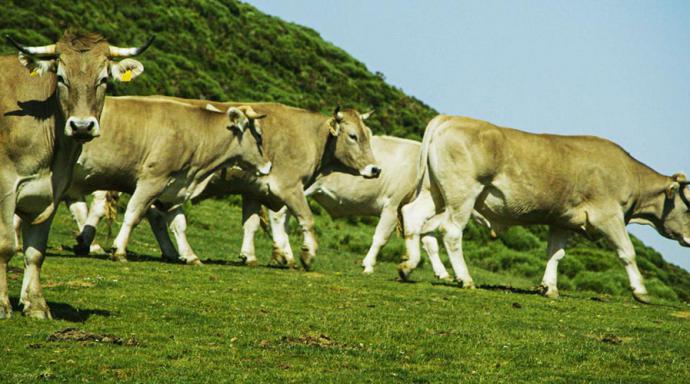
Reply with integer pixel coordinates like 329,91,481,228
2,198,690,383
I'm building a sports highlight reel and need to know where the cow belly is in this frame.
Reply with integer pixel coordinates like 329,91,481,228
311,192,382,218
15,176,53,215
475,187,559,226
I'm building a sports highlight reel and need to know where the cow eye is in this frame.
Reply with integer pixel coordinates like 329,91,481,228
96,77,108,87
348,133,358,141
56,75,67,86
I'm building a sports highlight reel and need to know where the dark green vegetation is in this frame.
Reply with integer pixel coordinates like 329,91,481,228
1,1,690,381
2,200,689,383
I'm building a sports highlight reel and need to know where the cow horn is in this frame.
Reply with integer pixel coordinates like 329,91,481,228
238,106,266,120
333,105,344,122
6,35,57,57
109,36,155,57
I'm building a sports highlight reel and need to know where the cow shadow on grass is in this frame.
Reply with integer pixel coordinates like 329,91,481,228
9,297,111,323
49,246,255,267
48,246,175,264
429,280,542,295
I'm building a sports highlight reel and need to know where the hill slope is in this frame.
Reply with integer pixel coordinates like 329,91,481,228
1,0,689,301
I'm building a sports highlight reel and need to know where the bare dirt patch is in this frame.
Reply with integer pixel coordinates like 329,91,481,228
46,328,138,346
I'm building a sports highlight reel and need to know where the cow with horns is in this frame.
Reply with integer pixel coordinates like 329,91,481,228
0,31,153,319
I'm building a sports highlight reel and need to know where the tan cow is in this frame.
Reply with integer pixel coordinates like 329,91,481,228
400,114,690,303
73,99,380,268
61,96,271,263
0,31,150,319
267,135,492,275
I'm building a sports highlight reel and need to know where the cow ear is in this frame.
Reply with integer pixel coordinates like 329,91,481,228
18,53,56,76
666,173,687,199
361,110,374,120
328,118,341,136
110,58,144,82
667,182,681,199
226,107,249,132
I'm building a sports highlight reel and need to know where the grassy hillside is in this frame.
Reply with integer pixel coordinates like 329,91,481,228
1,200,688,383
1,0,689,302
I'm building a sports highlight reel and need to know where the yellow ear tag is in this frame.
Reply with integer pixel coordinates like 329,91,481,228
30,69,39,77
121,69,132,82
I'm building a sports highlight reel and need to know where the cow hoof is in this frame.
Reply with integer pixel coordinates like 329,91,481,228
245,259,258,268
285,259,297,270
73,243,90,256
300,253,314,271
90,244,106,255
458,280,475,289
362,267,374,275
537,284,559,299
437,274,453,282
186,258,203,266
271,248,288,265
397,263,412,281
633,291,651,304
110,253,128,263
0,304,12,319
23,302,52,320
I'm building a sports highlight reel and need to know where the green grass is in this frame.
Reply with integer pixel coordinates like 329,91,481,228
2,199,689,383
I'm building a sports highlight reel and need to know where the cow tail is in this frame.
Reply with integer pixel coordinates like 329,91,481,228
414,115,442,198
104,191,120,238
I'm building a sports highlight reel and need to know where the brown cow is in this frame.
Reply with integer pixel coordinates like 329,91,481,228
0,31,151,319
73,99,380,268
401,114,690,303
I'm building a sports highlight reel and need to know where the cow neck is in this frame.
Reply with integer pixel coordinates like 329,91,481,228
308,119,338,187
628,167,673,228
49,95,83,199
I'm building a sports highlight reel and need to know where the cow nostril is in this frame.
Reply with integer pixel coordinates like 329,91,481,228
372,166,381,176
70,120,78,130
86,121,94,131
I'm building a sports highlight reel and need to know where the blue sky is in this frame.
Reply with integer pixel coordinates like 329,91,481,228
248,0,690,271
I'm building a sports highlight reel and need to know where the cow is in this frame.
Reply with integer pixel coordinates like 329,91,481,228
72,99,380,268
399,114,690,303
63,96,272,263
0,31,151,319
266,135,493,276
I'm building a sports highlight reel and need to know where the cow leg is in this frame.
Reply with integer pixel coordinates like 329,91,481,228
419,211,451,279
240,198,261,266
13,214,22,252
68,197,91,255
73,191,109,255
596,214,649,303
166,207,201,265
66,197,88,231
111,181,166,262
362,206,397,274
281,190,317,270
20,217,53,319
269,206,296,268
399,190,438,280
145,206,181,262
422,234,451,280
0,197,17,319
438,182,483,289
538,227,570,298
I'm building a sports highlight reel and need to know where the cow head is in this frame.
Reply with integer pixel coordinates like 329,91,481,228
7,31,153,142
328,106,381,178
660,173,690,247
226,106,272,176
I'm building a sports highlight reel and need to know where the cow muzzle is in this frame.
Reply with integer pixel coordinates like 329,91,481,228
65,117,100,142
360,164,381,179
256,161,272,176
